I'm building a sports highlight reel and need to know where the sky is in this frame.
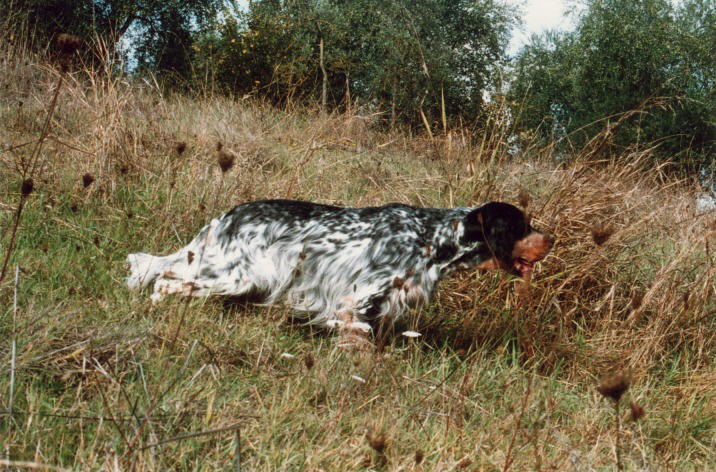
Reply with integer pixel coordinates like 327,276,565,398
507,0,581,56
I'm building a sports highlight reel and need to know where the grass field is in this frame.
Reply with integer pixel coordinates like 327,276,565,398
1,39,714,471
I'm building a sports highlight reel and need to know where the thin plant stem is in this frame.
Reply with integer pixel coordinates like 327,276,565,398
615,400,622,471
0,69,65,284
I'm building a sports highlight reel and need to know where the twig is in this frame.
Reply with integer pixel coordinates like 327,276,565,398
0,192,28,285
615,400,622,471
0,408,254,424
0,459,70,471
5,266,18,461
10,266,18,413
503,375,533,472
137,423,244,450
284,136,319,198
235,428,241,472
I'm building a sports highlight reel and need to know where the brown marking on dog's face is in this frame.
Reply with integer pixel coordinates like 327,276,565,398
511,231,553,277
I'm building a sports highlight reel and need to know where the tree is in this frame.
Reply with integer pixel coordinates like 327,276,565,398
208,0,516,126
509,0,714,166
2,0,224,81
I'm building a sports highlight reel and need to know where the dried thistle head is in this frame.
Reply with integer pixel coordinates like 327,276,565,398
82,173,94,188
303,353,315,370
597,372,630,402
629,401,645,421
630,291,643,310
366,429,388,454
218,149,235,173
591,225,614,246
175,141,187,155
56,33,81,56
518,189,530,209
21,178,33,196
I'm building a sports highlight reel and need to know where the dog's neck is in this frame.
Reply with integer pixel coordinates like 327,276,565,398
426,217,485,277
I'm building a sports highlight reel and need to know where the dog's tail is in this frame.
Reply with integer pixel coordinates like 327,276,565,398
126,252,167,289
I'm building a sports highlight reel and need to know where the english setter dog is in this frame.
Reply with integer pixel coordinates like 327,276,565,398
127,200,552,334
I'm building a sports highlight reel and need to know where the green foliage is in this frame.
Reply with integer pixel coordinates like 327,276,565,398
201,0,516,125
1,0,224,81
509,0,714,166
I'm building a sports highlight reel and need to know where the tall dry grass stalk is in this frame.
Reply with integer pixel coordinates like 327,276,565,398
0,33,80,284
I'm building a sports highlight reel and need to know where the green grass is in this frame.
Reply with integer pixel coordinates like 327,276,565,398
1,43,714,470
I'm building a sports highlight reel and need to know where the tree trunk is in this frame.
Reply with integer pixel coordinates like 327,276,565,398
345,72,351,114
391,78,397,130
319,36,327,111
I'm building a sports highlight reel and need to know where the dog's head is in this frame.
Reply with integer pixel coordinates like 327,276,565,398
461,201,553,279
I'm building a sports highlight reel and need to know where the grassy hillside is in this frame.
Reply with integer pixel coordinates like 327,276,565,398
0,40,714,470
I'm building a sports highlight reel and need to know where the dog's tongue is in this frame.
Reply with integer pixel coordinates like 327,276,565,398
514,258,533,277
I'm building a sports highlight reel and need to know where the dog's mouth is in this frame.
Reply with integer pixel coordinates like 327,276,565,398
510,231,554,278
476,231,553,279
513,257,535,276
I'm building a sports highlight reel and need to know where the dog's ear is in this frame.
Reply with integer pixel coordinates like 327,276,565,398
462,201,529,248
462,207,486,243
475,210,484,227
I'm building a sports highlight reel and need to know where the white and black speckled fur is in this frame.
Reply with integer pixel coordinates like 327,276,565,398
127,199,547,330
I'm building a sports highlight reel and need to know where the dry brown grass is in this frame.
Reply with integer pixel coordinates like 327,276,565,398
0,33,714,470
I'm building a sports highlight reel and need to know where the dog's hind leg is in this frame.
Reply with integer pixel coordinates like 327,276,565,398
150,268,258,303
